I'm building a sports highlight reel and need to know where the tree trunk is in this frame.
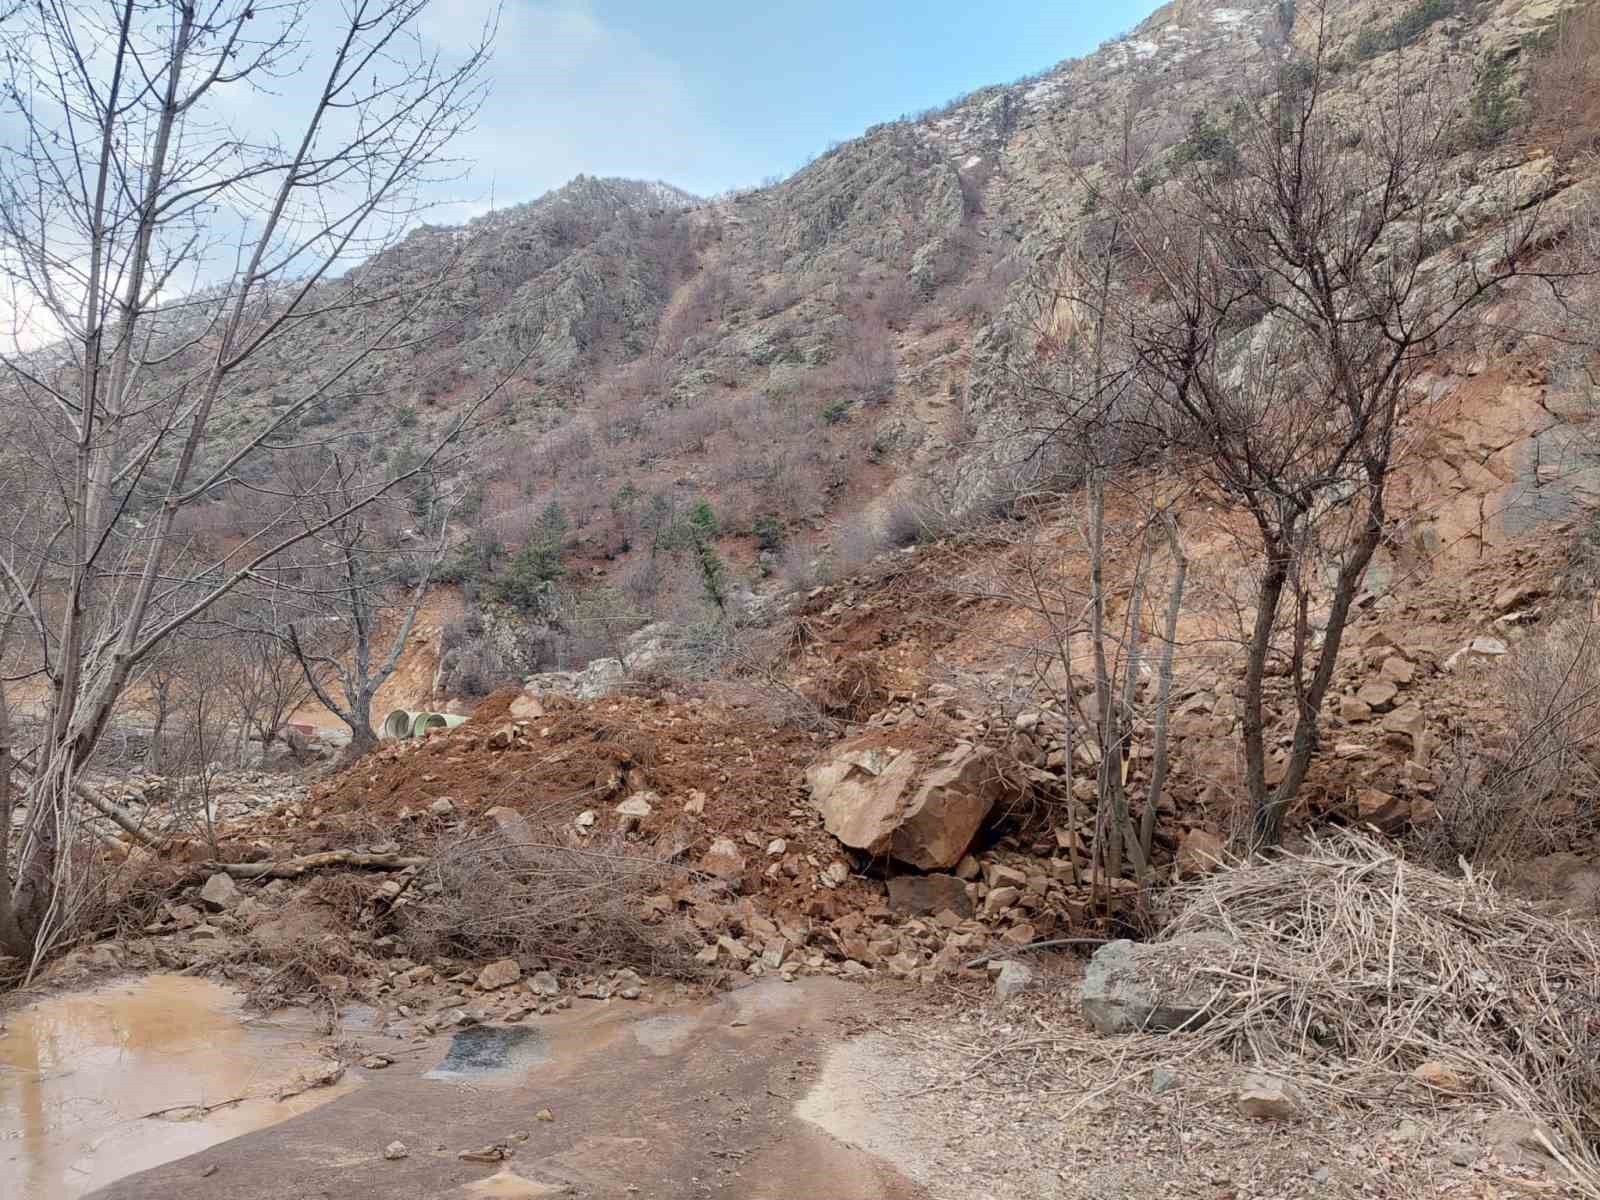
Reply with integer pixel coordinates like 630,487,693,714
1245,546,1291,849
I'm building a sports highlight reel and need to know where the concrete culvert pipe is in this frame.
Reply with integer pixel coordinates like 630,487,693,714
382,709,419,739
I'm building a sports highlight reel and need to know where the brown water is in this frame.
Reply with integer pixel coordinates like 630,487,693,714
0,975,356,1200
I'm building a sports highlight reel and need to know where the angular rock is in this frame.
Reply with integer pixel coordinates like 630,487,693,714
1357,789,1409,833
384,1141,409,1161
991,958,1038,999
806,737,1015,870
508,690,546,720
1355,680,1398,712
1381,704,1426,742
1078,937,1227,1035
983,885,1022,917
699,837,746,882
199,872,240,911
886,873,973,917
1494,583,1542,613
1338,694,1372,722
614,793,654,831
477,958,522,990
1237,1073,1306,1121
1379,656,1416,685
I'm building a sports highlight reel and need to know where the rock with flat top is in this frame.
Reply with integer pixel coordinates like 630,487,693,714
477,958,521,990
1237,1073,1306,1121
1079,936,1230,1034
199,872,239,911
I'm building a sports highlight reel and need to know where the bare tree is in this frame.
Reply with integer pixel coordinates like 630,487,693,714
223,622,316,766
1125,9,1558,848
987,186,1189,901
282,456,456,762
0,1,494,968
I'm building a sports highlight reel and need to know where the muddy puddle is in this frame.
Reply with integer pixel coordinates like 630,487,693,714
0,975,356,1200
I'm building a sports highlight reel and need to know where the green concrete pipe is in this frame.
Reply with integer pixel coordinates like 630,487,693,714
382,709,467,739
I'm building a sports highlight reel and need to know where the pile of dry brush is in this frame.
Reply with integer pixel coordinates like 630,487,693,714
1160,833,1600,1181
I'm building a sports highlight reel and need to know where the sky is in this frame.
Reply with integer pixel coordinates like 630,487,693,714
424,0,1167,215
0,0,1165,353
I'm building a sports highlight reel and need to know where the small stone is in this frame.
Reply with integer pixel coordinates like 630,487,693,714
199,872,240,911
614,794,653,831
1357,789,1409,833
428,797,456,817
361,1055,392,1069
1338,694,1372,722
992,959,1038,999
1413,1061,1472,1093
1381,703,1426,742
477,958,522,990
1237,1073,1305,1121
716,935,754,963
700,837,746,882
384,1141,409,1161
1356,680,1398,712
765,838,787,856
982,885,1022,917
1379,656,1415,685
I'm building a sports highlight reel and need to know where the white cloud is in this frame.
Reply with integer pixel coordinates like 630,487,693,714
424,0,719,212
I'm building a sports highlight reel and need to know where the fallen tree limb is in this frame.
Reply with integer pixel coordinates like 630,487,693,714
195,850,429,880
76,781,156,846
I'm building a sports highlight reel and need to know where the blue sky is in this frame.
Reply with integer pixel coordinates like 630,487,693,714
427,0,1166,214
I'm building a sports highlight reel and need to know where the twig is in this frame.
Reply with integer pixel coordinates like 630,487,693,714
964,938,1112,970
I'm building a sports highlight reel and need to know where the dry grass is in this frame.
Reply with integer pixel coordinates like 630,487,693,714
393,826,695,976
1151,834,1600,1185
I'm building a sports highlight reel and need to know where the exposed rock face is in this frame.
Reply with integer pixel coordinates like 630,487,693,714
805,735,1016,870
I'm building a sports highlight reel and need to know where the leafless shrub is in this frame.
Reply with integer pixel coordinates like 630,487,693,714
804,658,888,722
1422,619,1600,867
396,828,694,975
756,279,801,318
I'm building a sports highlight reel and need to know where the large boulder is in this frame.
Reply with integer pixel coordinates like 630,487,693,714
805,736,1015,870
1078,936,1231,1035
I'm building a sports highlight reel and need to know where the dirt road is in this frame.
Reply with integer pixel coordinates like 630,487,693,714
85,977,927,1200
